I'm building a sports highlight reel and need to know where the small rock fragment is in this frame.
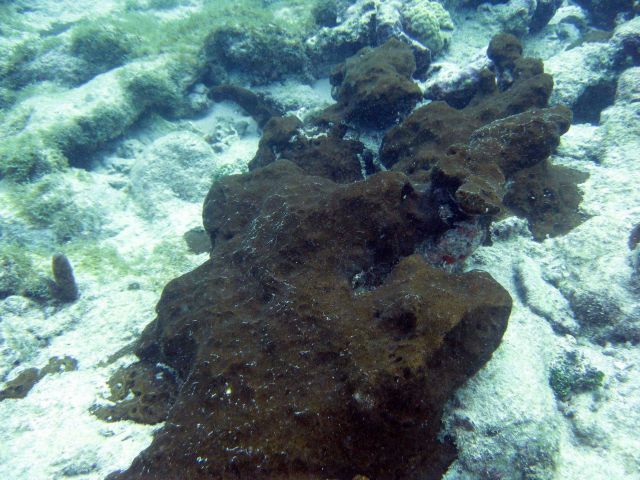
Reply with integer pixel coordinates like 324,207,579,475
0,355,78,401
50,253,79,302
0,368,40,401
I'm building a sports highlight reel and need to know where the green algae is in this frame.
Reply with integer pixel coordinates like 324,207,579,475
70,22,134,72
0,132,68,183
0,0,319,185
77,0,315,62
0,242,50,300
549,351,605,401
13,174,104,242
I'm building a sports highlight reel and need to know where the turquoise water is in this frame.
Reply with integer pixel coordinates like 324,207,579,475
0,1,639,479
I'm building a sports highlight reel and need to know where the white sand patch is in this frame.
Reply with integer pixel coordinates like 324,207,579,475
0,367,159,480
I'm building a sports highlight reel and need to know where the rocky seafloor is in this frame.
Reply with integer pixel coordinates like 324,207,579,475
0,0,639,479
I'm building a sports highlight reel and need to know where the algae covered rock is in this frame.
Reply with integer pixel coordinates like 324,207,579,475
401,0,454,54
248,115,303,170
0,368,40,401
204,24,309,85
92,362,178,424
70,21,134,75
117,55,195,115
249,117,370,183
183,227,211,255
95,31,610,480
107,160,512,480
326,38,423,128
487,32,523,71
380,35,587,240
503,161,589,240
0,355,78,401
0,53,198,181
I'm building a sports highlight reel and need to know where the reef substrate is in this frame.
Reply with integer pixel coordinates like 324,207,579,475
105,34,586,480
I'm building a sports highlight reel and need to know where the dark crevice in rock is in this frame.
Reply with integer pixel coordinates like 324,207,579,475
572,79,617,124
573,0,635,29
208,85,282,128
530,0,564,33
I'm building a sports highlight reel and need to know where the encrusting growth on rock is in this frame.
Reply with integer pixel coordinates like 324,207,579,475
380,32,588,241
103,33,585,480
321,38,424,128
107,161,512,480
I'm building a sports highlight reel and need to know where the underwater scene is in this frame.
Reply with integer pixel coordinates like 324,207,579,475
0,0,639,478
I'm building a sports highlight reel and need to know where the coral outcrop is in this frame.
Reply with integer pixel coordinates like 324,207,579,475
107,159,512,480
380,33,587,240
401,0,454,54
103,34,587,480
204,24,310,85
249,118,371,183
305,0,449,76
323,38,423,128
